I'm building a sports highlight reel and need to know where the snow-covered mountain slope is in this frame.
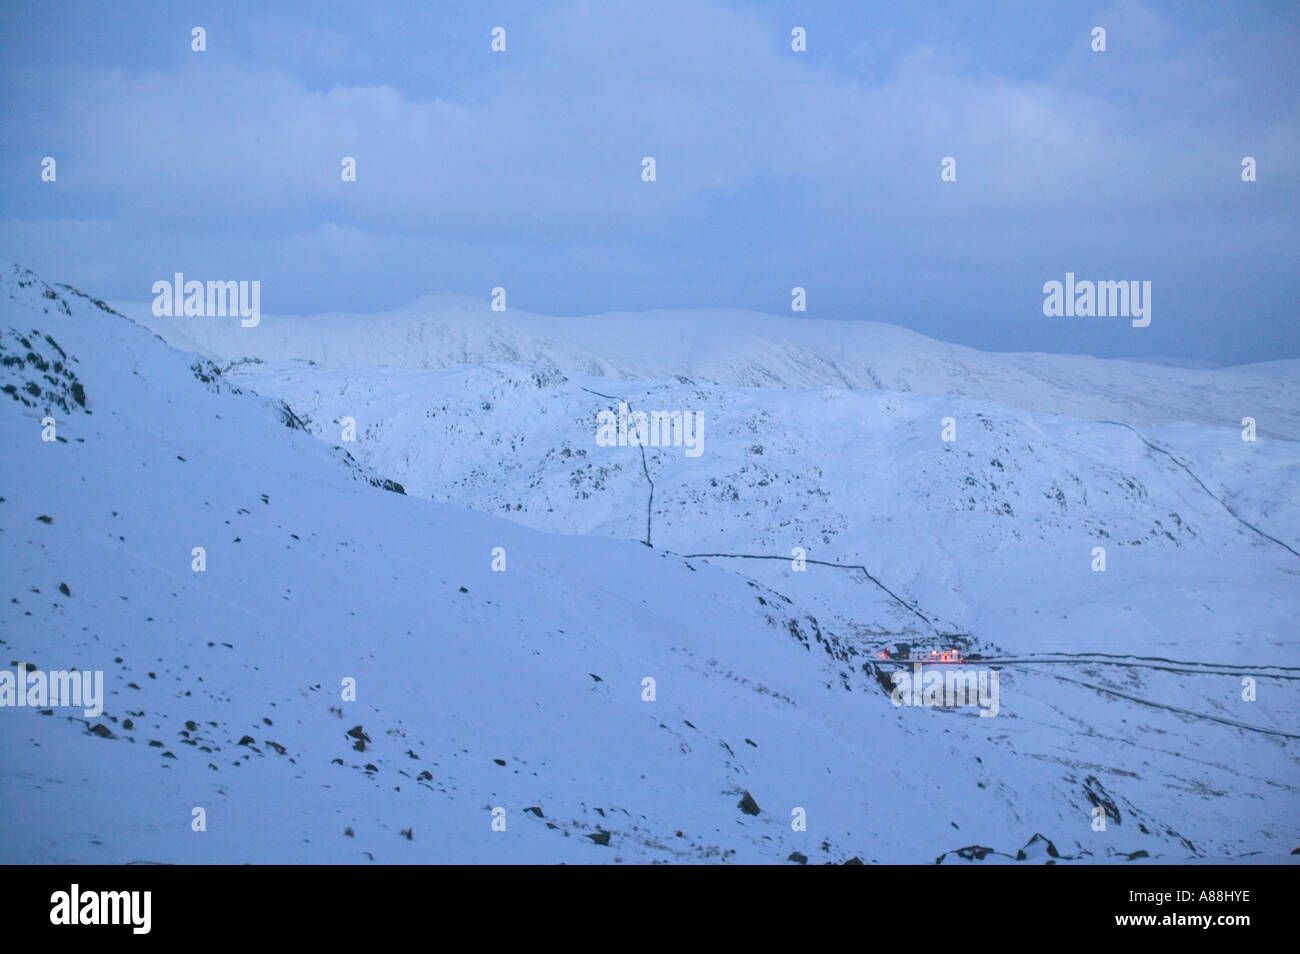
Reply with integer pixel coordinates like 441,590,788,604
114,293,1300,440
3,265,1297,864
224,359,1300,670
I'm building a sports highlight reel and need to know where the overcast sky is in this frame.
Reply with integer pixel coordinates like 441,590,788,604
1,0,1297,364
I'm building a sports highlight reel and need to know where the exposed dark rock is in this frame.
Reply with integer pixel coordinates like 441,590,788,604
1016,833,1060,861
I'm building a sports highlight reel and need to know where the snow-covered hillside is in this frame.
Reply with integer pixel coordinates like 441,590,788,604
215,359,1300,666
115,293,1300,440
3,266,1297,864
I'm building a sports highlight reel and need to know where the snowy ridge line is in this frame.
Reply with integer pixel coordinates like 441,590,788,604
1016,667,1300,741
1102,420,1300,561
677,552,938,630
579,385,654,547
